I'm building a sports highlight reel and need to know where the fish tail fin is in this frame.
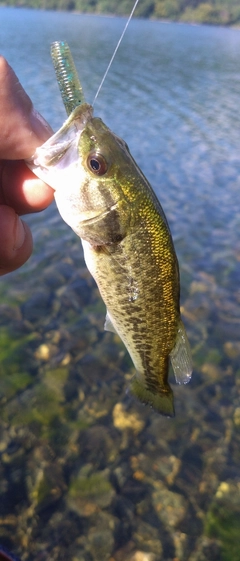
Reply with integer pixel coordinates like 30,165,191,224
170,319,193,385
130,377,175,417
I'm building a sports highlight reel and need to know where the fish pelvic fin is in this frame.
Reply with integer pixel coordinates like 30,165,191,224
104,310,117,334
170,319,193,385
130,377,175,417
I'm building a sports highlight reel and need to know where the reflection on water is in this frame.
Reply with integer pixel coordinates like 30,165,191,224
0,7,240,561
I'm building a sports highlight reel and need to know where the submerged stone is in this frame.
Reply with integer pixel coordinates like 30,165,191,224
151,480,187,529
205,481,240,561
113,403,145,435
132,520,163,558
68,469,115,517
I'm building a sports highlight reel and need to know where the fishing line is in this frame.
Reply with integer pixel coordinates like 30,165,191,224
93,0,141,105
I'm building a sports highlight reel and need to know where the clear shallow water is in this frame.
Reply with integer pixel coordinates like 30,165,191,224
0,7,240,561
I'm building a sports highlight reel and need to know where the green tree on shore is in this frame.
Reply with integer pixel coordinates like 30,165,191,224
1,0,240,25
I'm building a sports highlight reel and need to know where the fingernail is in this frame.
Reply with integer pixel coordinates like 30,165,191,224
14,217,26,250
30,108,53,142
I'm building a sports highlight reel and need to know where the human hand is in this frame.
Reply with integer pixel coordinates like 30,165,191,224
0,56,54,276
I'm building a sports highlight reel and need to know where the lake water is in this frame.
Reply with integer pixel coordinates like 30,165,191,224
0,7,240,561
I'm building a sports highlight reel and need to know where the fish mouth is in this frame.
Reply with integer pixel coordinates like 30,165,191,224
26,103,93,188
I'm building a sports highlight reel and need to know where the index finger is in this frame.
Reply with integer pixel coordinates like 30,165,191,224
0,56,54,213
0,56,52,160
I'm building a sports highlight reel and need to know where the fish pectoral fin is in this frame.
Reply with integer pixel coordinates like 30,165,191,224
104,310,117,334
170,319,193,385
130,377,175,417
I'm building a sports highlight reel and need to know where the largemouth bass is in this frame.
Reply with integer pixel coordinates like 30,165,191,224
28,101,192,417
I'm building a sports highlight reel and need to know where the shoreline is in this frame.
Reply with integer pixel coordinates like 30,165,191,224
0,3,240,28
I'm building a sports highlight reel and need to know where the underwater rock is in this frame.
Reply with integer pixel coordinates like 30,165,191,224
21,289,52,323
172,530,189,561
224,341,240,360
233,407,240,427
67,468,115,517
0,304,22,326
85,511,118,561
112,466,129,491
26,447,66,512
204,480,240,561
55,275,92,313
5,383,65,432
33,509,85,560
151,481,187,529
34,344,52,361
200,362,222,382
43,367,69,401
112,403,145,435
112,495,134,545
127,552,157,561
129,451,181,487
78,425,120,469
132,520,163,559
188,536,222,561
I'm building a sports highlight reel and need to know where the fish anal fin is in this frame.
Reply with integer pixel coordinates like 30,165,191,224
130,377,175,417
170,319,193,385
104,310,117,334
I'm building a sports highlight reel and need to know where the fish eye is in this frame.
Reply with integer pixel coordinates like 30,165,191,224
87,152,108,176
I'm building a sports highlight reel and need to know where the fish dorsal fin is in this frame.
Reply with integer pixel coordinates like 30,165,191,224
104,310,117,334
170,320,193,385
